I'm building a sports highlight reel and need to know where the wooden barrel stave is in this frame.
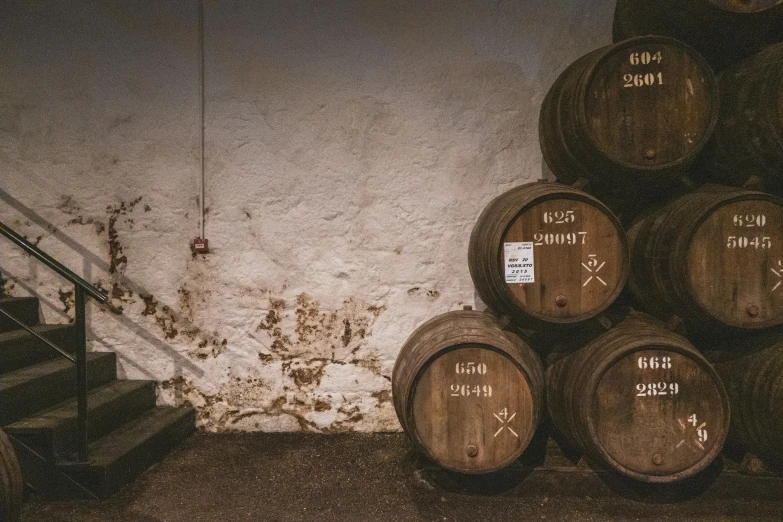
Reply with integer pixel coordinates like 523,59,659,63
547,313,730,483
539,50,606,186
469,182,628,329
613,0,783,71
393,310,543,474
0,428,23,522
628,185,783,332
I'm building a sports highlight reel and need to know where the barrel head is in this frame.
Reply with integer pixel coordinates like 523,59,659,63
591,349,728,481
583,38,715,170
411,347,535,474
501,197,626,322
687,199,783,328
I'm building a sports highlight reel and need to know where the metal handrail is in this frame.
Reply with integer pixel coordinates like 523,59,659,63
0,219,107,462
0,308,75,363
0,221,108,303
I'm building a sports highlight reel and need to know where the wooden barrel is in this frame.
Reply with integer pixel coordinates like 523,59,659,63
613,0,783,71
392,310,543,474
468,182,628,329
547,313,730,483
539,36,718,194
704,43,783,189
0,428,23,522
714,337,783,468
628,184,783,332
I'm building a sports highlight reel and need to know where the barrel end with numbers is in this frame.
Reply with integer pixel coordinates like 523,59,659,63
547,313,730,483
468,182,629,333
540,35,718,197
393,310,544,474
628,184,783,334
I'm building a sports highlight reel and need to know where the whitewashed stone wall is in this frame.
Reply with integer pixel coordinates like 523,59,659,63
0,1,614,432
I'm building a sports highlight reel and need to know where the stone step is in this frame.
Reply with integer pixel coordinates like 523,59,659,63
62,406,196,499
0,324,75,375
5,380,156,462
0,352,117,426
0,297,40,333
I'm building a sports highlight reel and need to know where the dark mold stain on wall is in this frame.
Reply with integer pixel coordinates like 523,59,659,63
57,288,74,318
158,293,391,432
49,195,393,432
0,272,12,297
140,293,158,316
106,197,142,275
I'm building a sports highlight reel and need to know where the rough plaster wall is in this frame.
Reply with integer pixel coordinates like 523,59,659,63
0,1,614,432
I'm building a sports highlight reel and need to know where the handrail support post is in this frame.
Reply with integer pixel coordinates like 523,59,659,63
75,285,88,463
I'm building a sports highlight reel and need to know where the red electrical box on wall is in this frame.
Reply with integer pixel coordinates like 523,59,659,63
193,238,209,254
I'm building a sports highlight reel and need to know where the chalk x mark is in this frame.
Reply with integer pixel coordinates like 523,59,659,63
582,255,608,287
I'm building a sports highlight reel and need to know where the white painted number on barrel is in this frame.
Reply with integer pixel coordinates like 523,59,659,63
772,260,783,292
733,214,767,228
449,384,493,398
629,51,662,65
626,51,663,88
678,414,708,451
637,356,672,369
636,382,680,396
455,362,487,375
623,72,664,88
726,236,772,249
533,232,588,246
493,408,518,439
582,255,607,287
543,210,576,224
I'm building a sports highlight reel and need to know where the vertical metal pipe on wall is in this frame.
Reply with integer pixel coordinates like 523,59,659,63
199,0,206,240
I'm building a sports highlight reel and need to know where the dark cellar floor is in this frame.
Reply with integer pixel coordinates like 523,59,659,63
19,433,783,522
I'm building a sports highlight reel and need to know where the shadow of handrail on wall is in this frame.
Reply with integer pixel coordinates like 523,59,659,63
0,187,204,379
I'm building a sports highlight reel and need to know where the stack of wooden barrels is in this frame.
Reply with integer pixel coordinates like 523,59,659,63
393,0,783,486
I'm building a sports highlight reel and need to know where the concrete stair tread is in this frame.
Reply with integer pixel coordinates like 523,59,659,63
6,380,153,432
0,297,39,305
0,297,40,308
59,405,196,499
0,323,76,375
0,352,112,388
84,406,194,468
0,297,40,333
0,352,117,426
0,323,72,344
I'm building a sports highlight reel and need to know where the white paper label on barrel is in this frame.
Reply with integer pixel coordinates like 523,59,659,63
504,242,534,284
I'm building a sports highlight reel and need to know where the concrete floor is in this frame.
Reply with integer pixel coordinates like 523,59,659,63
20,433,783,522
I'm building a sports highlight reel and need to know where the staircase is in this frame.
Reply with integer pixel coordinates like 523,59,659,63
0,296,194,499
0,220,195,500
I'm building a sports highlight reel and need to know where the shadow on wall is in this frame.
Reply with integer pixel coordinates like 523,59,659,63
0,188,205,392
540,156,556,182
